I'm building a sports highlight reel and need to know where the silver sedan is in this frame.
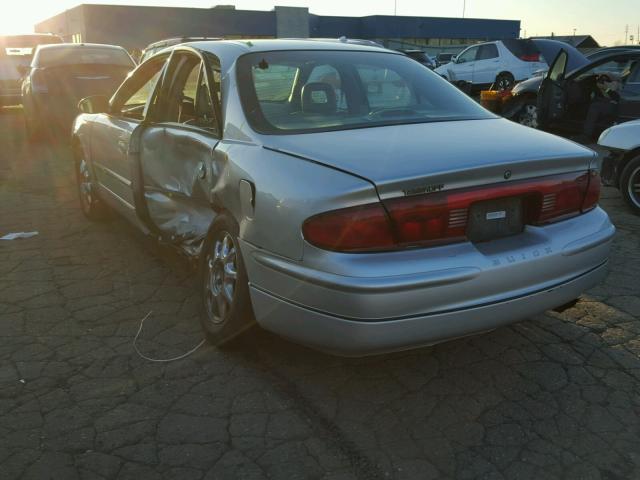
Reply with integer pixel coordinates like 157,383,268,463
71,39,614,356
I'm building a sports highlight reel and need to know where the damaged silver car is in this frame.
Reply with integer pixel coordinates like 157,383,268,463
72,40,614,356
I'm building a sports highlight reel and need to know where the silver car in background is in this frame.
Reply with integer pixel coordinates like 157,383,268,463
72,40,614,356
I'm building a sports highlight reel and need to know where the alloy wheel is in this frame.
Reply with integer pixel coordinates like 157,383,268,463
519,104,539,128
204,232,238,325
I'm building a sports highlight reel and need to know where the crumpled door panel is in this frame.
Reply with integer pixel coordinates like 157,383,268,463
139,126,218,252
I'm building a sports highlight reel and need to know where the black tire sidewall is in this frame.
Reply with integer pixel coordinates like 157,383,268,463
199,214,255,346
620,156,640,214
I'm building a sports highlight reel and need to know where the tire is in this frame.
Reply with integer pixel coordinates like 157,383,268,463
619,155,640,214
516,100,539,129
74,145,108,220
199,214,256,346
495,72,515,91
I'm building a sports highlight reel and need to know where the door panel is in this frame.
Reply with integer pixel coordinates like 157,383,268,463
91,114,139,212
91,54,168,217
136,49,223,249
473,44,500,86
538,50,568,128
140,126,218,246
448,46,477,82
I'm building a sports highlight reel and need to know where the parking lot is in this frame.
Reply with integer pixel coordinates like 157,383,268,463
1,105,640,479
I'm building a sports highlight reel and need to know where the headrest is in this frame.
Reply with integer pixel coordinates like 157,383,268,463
301,82,337,114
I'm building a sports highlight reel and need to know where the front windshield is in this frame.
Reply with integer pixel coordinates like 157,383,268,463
237,50,494,134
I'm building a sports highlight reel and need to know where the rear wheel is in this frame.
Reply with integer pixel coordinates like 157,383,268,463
75,146,108,220
620,155,640,214
199,215,255,346
495,72,515,91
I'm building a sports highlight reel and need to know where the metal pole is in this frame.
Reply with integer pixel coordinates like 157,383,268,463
394,0,397,15
463,0,466,18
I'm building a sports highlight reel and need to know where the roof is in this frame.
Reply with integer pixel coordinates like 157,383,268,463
188,38,393,54
531,35,600,49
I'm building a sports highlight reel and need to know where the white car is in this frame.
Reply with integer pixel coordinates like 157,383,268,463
599,119,640,214
435,39,547,92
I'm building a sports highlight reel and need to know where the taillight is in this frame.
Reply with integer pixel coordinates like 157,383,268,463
303,171,601,253
520,53,541,62
301,203,394,252
31,68,48,94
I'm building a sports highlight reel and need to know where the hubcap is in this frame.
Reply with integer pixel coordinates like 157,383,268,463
519,104,539,128
204,233,238,325
78,158,93,211
628,166,640,209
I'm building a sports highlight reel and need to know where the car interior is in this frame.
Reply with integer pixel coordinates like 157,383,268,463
562,57,639,127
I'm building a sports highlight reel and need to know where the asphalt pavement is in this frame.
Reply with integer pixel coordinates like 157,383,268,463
1,106,639,479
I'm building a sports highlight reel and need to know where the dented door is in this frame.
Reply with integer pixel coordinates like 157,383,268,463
135,48,223,253
139,126,218,250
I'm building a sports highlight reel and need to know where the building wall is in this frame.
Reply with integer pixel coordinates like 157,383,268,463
275,6,309,38
35,4,520,52
36,5,87,43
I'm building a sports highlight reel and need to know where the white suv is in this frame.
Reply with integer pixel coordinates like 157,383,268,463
434,39,547,92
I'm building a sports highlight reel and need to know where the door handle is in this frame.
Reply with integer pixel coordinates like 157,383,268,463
197,162,206,179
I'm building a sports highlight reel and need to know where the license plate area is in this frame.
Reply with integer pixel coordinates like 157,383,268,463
467,197,524,243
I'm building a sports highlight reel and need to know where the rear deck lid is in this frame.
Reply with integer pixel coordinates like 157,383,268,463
264,118,595,200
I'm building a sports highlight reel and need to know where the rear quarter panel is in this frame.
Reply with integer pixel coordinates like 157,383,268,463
216,141,379,261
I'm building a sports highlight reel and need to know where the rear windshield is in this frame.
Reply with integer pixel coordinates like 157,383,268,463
237,50,493,134
35,47,134,68
502,39,539,58
0,35,61,56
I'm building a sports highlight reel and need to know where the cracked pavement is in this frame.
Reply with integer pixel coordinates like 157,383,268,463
1,106,640,479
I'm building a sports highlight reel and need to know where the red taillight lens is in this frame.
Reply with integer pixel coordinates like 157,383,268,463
302,203,395,252
520,53,541,62
303,171,600,253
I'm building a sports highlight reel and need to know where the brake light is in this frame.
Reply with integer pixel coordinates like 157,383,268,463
31,68,48,94
520,53,541,62
303,171,600,252
301,203,394,252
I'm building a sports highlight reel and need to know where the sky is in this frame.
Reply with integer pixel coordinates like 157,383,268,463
0,0,638,46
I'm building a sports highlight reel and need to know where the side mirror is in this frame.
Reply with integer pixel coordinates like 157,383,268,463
451,55,458,64
78,95,111,114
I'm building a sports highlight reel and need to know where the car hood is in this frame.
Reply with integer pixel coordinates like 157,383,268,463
263,118,595,199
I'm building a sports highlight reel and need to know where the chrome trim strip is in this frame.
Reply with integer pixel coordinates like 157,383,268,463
94,162,132,187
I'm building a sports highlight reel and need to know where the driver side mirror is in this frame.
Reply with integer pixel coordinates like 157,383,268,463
78,95,111,114
451,55,458,64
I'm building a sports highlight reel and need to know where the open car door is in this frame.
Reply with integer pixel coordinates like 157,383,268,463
537,49,569,129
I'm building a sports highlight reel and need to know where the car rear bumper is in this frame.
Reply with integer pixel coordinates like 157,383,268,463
249,261,608,356
242,207,614,356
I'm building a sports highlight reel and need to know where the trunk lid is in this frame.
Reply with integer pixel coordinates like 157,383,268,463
264,118,595,200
